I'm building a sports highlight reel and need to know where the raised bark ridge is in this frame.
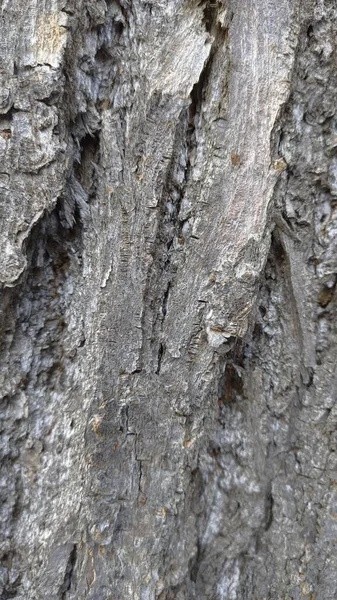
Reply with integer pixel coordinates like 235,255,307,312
0,1,336,599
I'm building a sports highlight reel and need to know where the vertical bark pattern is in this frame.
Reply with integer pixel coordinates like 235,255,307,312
0,0,336,599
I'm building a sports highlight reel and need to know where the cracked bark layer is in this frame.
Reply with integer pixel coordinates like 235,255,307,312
0,0,336,599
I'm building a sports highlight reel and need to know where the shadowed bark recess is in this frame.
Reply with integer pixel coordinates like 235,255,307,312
0,0,337,599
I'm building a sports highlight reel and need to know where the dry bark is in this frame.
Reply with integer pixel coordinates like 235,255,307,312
0,0,337,598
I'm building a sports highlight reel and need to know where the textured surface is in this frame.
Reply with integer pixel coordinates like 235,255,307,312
0,0,337,598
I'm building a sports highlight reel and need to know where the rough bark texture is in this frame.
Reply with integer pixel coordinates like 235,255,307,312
1,0,337,598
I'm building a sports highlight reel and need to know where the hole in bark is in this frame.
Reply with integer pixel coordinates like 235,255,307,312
218,363,244,405
269,230,286,269
307,24,314,39
259,305,267,317
74,131,100,199
252,321,263,341
114,20,124,38
95,47,113,63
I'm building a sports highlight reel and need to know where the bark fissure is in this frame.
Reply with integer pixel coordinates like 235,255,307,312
58,544,77,599
138,2,229,375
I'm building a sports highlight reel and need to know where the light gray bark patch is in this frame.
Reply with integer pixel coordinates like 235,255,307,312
191,8,337,599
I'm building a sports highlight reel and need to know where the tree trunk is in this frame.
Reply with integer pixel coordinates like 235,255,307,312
1,0,336,598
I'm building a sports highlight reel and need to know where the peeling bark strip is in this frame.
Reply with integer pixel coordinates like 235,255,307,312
0,0,337,599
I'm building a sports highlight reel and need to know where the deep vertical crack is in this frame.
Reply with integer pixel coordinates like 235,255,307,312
58,544,77,599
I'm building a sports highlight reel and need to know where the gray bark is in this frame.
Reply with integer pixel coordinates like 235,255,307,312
0,0,336,598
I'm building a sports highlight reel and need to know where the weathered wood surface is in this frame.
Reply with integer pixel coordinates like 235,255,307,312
0,0,337,598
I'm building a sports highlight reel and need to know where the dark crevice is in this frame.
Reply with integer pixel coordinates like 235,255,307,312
58,544,77,599
137,459,143,497
156,342,165,375
136,103,187,370
74,130,100,201
177,7,227,241
300,366,314,388
188,8,226,137
161,282,171,318
95,46,113,63
0,107,20,120
264,487,274,531
203,3,218,32
268,229,287,269
155,278,169,371
218,361,244,405
0,551,21,598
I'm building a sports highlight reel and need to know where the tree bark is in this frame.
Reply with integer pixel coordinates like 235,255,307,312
1,0,337,598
